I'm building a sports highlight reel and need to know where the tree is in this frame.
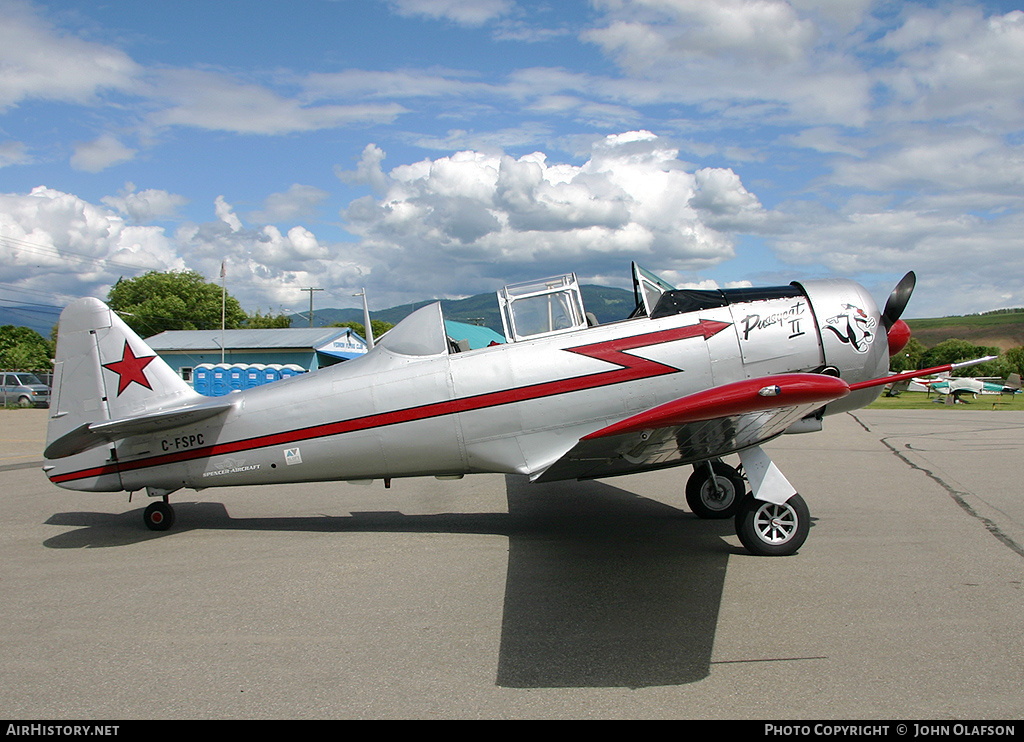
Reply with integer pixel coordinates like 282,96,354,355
331,319,393,341
889,337,926,373
921,338,1003,377
0,325,53,371
245,308,292,329
107,270,248,336
1002,347,1024,378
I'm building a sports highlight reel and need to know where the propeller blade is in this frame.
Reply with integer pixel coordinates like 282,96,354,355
882,271,916,330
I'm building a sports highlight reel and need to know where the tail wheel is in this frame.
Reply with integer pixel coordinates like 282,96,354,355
686,460,745,519
143,501,175,532
735,494,809,556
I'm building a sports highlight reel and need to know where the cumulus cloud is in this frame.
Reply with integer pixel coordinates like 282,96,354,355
337,144,392,194
169,196,368,309
0,186,183,301
0,186,361,312
689,167,766,231
101,184,189,223
339,131,765,297
213,196,243,233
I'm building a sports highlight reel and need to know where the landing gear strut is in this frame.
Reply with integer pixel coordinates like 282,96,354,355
687,450,811,556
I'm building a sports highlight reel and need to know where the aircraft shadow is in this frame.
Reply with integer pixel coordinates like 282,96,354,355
43,475,736,689
497,475,731,688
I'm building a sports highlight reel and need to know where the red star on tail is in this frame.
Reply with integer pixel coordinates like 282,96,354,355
102,341,156,396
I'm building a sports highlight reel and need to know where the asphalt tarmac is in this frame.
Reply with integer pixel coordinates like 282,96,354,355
2,407,1022,720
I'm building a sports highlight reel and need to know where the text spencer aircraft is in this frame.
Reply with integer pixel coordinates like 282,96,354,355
42,264,990,556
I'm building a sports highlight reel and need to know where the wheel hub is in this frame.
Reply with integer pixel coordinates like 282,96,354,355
703,478,733,505
755,504,797,544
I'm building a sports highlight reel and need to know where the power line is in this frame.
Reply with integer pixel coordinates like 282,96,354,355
0,233,159,274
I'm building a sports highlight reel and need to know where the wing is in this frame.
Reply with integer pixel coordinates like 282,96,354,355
44,400,235,459
534,374,850,483
535,356,999,483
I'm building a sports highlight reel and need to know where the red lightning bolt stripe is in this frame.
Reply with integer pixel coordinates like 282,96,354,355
50,320,732,483
562,320,731,388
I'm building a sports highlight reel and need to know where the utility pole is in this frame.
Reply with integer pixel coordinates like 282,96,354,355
354,289,374,349
220,261,227,363
301,287,324,328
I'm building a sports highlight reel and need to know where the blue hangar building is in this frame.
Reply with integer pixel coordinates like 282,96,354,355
145,326,368,395
145,320,503,396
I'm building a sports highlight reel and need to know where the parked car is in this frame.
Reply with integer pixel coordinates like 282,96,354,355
1,372,50,407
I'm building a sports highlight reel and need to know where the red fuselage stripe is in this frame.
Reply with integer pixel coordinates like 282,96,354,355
50,321,731,484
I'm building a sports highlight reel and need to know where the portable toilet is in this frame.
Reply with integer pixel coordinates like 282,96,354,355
211,363,232,396
227,364,247,392
193,363,215,396
279,364,305,379
244,364,266,389
262,364,282,385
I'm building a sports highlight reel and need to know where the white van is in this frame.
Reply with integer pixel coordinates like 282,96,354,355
2,372,50,407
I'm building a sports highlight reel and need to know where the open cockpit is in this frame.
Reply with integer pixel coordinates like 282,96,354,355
485,262,806,346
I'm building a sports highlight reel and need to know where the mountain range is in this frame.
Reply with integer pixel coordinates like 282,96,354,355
303,284,638,333
5,285,1024,351
0,285,636,339
0,304,62,338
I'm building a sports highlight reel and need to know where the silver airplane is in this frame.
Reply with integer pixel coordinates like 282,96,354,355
42,264,987,556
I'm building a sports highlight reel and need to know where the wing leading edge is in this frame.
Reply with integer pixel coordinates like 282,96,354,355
534,358,994,484
534,373,850,483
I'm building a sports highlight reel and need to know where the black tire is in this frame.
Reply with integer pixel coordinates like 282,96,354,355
143,501,175,532
17,396,31,408
735,493,809,556
685,461,745,519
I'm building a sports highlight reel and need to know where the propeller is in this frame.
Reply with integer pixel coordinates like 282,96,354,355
882,271,916,356
882,270,916,331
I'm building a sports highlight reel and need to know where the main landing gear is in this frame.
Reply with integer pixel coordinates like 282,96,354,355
142,491,176,531
685,460,810,556
685,460,745,519
734,493,809,557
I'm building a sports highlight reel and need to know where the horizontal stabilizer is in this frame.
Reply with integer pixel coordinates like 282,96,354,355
44,400,234,459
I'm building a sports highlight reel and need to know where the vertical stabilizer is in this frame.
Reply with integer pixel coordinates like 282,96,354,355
45,298,202,491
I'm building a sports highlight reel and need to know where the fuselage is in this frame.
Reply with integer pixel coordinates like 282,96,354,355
46,278,889,494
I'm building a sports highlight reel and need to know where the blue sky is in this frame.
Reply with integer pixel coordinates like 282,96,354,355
3,0,1024,322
